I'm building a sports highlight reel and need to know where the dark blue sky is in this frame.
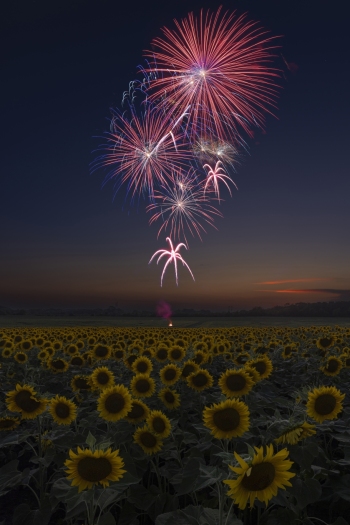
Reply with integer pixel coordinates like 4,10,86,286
1,0,349,310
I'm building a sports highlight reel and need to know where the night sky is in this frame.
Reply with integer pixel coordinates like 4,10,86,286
1,0,349,312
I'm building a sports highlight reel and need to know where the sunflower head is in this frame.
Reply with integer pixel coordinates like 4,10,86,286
133,426,163,455
187,369,213,392
0,417,20,431
158,388,181,410
146,410,171,438
97,384,132,422
130,374,156,398
219,369,254,398
321,356,343,376
91,367,115,390
160,364,182,386
6,384,47,419
132,356,153,375
65,447,126,492
14,352,28,364
224,444,295,509
49,396,77,425
125,399,150,423
306,385,345,423
203,398,250,439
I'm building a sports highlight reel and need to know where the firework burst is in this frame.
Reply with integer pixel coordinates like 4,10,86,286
203,161,238,202
92,104,192,199
147,169,222,244
149,237,195,286
144,7,280,140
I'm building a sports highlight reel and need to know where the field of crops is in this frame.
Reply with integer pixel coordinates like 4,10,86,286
0,325,349,525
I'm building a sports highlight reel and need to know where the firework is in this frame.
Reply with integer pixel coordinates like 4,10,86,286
144,7,280,140
92,104,192,199
203,161,238,201
147,169,222,243
149,237,195,286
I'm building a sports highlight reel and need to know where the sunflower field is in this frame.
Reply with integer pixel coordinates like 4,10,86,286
0,325,350,525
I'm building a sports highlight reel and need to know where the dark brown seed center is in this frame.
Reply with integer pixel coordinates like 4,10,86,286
77,457,112,482
140,431,157,448
326,359,340,373
226,374,246,392
191,372,208,387
314,393,337,415
97,372,110,385
55,402,71,419
164,391,175,403
241,462,275,491
15,391,41,412
182,364,195,377
127,402,145,419
164,368,177,381
104,393,125,413
212,407,240,431
252,361,267,375
152,417,166,434
135,379,151,393
171,349,182,360
157,349,168,360
136,362,149,373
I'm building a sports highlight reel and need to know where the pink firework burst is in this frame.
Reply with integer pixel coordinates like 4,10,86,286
93,105,192,198
149,237,195,286
147,169,222,244
144,7,280,140
203,161,238,201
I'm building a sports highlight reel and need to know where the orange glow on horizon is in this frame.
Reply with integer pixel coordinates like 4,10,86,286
255,278,331,285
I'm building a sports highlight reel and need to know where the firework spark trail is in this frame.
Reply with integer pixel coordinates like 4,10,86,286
149,237,195,286
147,169,222,244
144,7,280,141
203,161,238,201
92,104,192,199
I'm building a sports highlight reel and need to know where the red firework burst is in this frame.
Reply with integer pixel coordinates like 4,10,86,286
144,7,280,140
93,105,192,198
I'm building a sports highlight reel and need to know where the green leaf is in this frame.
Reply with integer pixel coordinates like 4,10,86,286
99,511,116,525
266,508,297,525
86,431,96,449
289,477,322,510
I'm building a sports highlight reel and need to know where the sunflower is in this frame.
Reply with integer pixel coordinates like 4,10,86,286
90,367,115,390
321,356,343,376
203,398,250,439
234,352,250,366
132,356,153,375
146,410,171,438
70,355,85,367
224,444,295,509
158,364,181,386
187,369,213,392
20,340,33,351
246,356,273,380
154,346,169,362
97,385,132,422
125,399,150,423
130,374,156,398
158,388,181,410
91,344,112,360
113,348,125,360
71,375,92,392
317,335,335,350
65,447,126,492
49,396,77,425
306,385,345,423
168,345,186,362
0,417,20,431
124,354,139,370
6,384,47,419
37,349,50,361
2,348,13,358
14,352,28,364
193,350,208,365
275,422,316,445
219,369,254,398
180,360,199,379
133,426,163,455
48,357,69,373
